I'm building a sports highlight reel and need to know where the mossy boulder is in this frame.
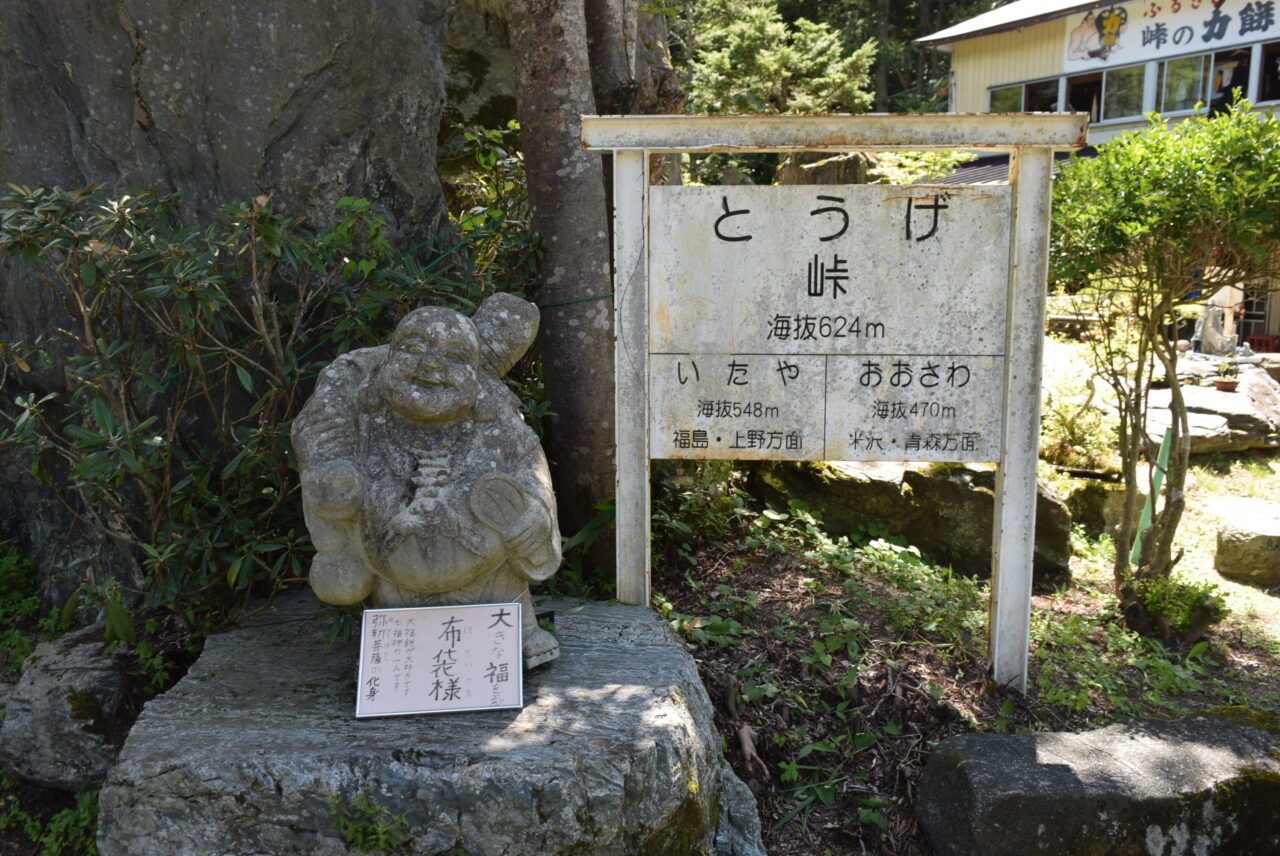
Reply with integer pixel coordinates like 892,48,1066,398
1214,498,1280,586
0,624,142,791
753,461,1071,580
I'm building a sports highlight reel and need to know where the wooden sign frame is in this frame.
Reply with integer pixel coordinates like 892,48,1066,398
583,113,1087,691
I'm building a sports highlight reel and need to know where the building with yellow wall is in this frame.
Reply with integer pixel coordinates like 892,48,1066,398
920,0,1280,344
921,0,1280,144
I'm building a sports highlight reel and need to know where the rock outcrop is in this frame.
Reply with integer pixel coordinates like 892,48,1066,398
0,0,454,598
1147,365,1280,454
753,461,1071,580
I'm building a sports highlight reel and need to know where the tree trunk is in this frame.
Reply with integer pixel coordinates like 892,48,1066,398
585,0,638,114
875,0,890,111
920,0,934,92
634,10,686,184
508,0,616,548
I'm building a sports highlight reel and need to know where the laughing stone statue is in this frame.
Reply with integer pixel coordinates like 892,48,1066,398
292,293,562,667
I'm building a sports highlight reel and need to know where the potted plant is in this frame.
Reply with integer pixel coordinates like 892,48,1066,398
1213,361,1239,392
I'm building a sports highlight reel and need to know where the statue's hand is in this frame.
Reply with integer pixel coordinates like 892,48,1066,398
503,505,558,580
469,474,557,580
309,549,375,605
302,460,364,519
505,504,551,559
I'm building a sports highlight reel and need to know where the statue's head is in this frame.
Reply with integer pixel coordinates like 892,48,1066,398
379,307,481,425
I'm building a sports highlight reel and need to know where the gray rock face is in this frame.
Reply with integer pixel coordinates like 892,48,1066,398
97,592,764,856
443,3,519,130
0,625,141,791
0,453,142,612
292,295,563,668
916,715,1280,856
0,0,453,605
754,461,1071,579
1215,498,1280,585
0,0,451,234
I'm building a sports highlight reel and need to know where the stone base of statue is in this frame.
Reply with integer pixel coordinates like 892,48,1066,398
96,591,764,856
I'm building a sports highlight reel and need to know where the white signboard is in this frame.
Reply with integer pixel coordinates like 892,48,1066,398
582,112,1087,690
648,184,1011,462
355,602,523,718
1062,0,1278,69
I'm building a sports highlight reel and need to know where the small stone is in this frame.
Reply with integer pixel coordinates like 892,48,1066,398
0,625,141,791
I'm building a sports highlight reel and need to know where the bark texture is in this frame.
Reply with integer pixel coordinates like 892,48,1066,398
508,0,616,540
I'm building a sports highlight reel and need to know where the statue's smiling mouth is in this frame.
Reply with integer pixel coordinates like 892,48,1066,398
410,372,449,387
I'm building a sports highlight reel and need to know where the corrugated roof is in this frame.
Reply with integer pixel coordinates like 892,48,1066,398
931,147,1097,185
917,0,1107,47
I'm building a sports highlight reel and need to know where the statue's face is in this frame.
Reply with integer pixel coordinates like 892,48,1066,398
380,309,480,425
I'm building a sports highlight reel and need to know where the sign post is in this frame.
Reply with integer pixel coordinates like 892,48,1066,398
583,114,1087,691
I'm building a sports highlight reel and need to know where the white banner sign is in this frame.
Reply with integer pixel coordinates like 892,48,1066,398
1063,1,1279,69
355,602,523,718
648,184,1011,462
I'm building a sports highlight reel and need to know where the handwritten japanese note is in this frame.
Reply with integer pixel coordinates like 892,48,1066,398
355,602,523,718
648,184,1011,462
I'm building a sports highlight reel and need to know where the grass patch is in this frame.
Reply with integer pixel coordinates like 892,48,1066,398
653,460,1280,855
0,771,97,856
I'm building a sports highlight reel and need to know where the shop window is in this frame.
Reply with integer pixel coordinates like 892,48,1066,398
989,85,1021,112
1024,79,1059,111
1242,289,1270,339
1101,65,1144,120
1160,54,1206,112
1262,41,1280,102
1208,49,1251,113
1067,73,1102,122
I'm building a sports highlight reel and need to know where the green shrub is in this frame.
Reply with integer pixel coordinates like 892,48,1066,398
0,772,98,856
326,793,409,853
0,540,40,675
1039,370,1118,471
1135,575,1228,641
0,142,536,639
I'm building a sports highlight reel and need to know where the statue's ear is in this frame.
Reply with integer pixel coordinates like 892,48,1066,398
473,293,539,377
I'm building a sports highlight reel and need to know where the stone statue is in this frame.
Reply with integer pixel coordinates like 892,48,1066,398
292,293,562,667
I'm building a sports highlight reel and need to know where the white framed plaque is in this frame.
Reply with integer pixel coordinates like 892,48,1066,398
355,602,524,718
648,184,1011,463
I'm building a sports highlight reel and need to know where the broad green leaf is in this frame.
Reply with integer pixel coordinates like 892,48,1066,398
104,593,136,646
234,363,254,394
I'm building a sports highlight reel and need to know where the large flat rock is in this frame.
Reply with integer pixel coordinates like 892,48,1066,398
916,714,1280,856
97,593,763,856
1147,368,1280,453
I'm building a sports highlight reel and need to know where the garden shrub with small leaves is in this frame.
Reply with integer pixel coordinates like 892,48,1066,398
0,140,537,644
